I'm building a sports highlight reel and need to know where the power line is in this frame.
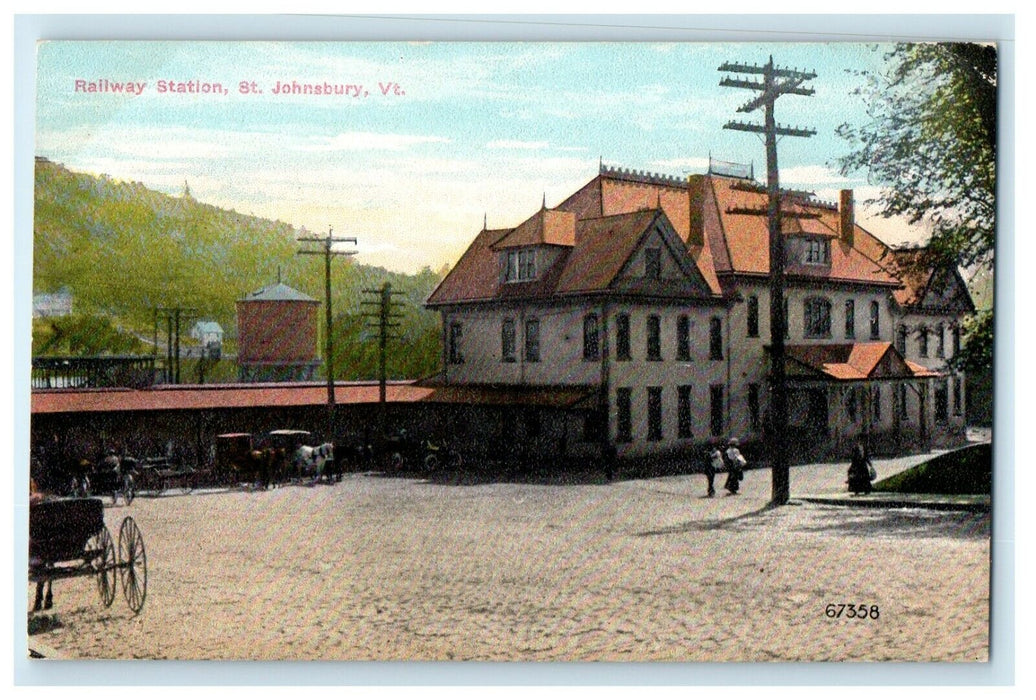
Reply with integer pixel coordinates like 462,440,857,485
720,55,816,506
298,227,358,439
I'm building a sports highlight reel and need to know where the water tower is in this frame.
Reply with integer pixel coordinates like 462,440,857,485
236,279,320,382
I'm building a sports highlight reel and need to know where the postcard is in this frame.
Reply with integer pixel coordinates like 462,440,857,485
25,37,995,667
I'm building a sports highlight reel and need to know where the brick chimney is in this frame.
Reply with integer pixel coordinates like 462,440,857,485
839,189,855,246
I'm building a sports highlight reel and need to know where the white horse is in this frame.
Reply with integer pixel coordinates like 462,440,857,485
295,443,335,483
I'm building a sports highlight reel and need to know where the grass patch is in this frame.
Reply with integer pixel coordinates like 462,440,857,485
873,443,991,495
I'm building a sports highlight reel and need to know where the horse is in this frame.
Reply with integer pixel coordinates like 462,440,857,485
295,443,335,483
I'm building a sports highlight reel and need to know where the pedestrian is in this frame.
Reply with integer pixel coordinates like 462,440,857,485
705,445,721,497
724,437,747,495
847,442,874,495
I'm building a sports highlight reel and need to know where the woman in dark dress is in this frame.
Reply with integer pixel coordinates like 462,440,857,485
847,442,873,495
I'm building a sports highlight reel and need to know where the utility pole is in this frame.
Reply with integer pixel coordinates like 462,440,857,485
298,228,358,440
362,282,405,434
155,306,196,384
719,56,816,505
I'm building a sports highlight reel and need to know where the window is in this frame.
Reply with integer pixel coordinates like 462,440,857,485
935,379,949,422
676,315,691,361
518,249,536,280
501,318,516,362
804,238,829,265
448,322,464,364
647,387,663,441
953,376,963,416
873,386,881,421
709,317,723,360
616,388,632,443
647,315,662,361
898,384,908,419
748,384,760,432
710,385,724,437
747,295,759,338
525,318,540,362
678,385,693,438
505,252,517,282
583,313,600,361
616,314,631,361
804,297,832,338
896,325,907,355
869,300,880,339
952,325,961,357
846,388,857,423
645,248,661,280
845,299,856,339
504,248,536,282
936,323,945,358
919,326,929,358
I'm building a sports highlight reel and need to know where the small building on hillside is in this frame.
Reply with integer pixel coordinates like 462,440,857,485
236,281,320,382
32,287,73,318
190,320,224,347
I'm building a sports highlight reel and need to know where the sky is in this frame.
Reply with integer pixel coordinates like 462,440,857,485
36,40,919,275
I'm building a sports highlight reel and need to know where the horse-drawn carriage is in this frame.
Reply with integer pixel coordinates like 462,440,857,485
214,430,338,488
133,456,197,496
29,497,147,614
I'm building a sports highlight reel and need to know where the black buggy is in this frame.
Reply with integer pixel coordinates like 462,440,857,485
29,497,148,614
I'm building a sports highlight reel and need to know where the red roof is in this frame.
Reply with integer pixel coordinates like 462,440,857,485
427,166,967,309
31,381,596,415
427,207,713,306
784,342,939,381
31,382,433,415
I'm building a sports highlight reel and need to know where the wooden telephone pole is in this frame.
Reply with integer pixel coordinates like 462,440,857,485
298,228,358,440
362,282,405,433
719,56,816,505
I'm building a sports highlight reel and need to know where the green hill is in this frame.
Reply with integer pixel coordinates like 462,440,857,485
873,443,992,495
32,157,444,381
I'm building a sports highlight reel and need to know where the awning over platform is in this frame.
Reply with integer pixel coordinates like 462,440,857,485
31,381,597,415
782,342,941,382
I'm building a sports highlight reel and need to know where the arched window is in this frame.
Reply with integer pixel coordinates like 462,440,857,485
869,300,881,339
804,297,832,338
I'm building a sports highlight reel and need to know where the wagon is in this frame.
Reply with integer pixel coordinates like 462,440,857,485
133,457,196,495
29,497,147,614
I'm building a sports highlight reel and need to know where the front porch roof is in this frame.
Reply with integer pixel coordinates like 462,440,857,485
781,342,942,382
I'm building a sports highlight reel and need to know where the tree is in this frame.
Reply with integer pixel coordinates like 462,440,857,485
837,43,996,272
837,43,996,377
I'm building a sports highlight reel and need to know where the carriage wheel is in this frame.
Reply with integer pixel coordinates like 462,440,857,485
117,517,147,614
391,452,404,470
424,453,440,471
88,526,117,607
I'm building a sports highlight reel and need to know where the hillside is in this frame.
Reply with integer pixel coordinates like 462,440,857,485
32,158,444,381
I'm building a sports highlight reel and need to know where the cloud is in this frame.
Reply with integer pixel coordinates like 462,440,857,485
486,140,550,150
302,132,450,152
650,157,710,172
779,165,850,187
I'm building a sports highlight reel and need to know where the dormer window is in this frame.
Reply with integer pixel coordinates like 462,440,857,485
804,238,829,265
504,248,537,282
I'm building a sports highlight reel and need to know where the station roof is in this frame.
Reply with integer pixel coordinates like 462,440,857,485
31,382,595,415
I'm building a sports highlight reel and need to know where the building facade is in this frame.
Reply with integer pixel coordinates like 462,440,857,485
426,164,974,463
